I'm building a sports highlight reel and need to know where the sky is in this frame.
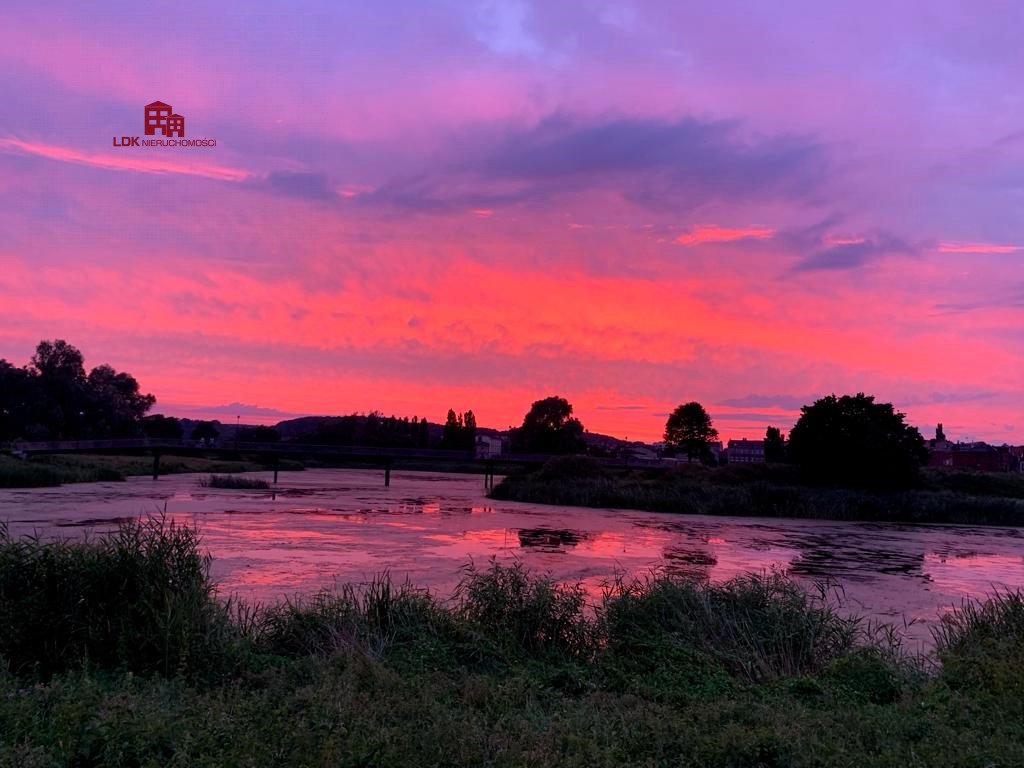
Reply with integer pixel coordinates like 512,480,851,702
0,1,1021,443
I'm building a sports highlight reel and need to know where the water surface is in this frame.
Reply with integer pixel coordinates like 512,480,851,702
4,468,1023,647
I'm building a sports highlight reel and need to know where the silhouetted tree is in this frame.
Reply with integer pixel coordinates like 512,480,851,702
191,421,220,443
0,360,34,441
764,426,786,463
442,409,462,448
140,414,183,440
787,393,927,488
511,396,585,454
30,340,88,438
236,425,280,443
442,409,477,450
85,364,155,437
664,402,718,463
0,340,155,440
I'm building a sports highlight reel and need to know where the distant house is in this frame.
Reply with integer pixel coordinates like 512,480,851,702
926,423,1021,472
475,434,504,458
928,441,1018,472
727,439,765,464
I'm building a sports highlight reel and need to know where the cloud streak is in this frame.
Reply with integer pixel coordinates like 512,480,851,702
0,137,251,182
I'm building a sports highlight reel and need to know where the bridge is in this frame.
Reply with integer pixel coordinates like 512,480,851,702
6,438,658,488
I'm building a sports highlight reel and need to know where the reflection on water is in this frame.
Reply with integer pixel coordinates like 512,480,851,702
517,527,590,552
3,467,1024,646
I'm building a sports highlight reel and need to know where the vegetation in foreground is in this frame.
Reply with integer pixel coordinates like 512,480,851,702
491,457,1024,526
1,520,1024,766
0,454,272,488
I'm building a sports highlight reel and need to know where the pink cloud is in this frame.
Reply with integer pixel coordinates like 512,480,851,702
937,242,1022,254
675,224,775,246
0,137,251,182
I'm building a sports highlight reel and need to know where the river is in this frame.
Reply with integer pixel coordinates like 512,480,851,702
3,467,1023,648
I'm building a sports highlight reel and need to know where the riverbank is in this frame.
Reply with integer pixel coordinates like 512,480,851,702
490,459,1024,526
1,518,1022,766
0,453,287,488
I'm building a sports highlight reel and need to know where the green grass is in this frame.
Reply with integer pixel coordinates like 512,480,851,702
490,458,1024,526
2,520,1024,766
199,474,270,490
0,455,63,488
0,454,271,488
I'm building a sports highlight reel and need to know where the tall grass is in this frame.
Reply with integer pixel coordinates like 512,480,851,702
932,589,1024,654
11,522,1024,764
200,474,270,490
455,559,596,658
0,517,1008,696
599,571,863,682
254,577,445,658
0,455,62,488
0,518,234,680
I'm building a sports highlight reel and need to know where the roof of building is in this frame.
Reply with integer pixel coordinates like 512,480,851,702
145,101,172,109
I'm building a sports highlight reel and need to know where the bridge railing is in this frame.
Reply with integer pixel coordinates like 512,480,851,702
7,438,671,469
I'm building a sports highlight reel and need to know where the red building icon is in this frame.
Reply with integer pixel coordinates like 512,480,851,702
166,114,185,137
144,101,185,137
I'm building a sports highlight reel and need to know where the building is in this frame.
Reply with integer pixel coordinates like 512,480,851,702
166,114,185,137
927,424,1022,472
727,439,765,463
144,101,173,136
475,434,504,458
928,442,1018,472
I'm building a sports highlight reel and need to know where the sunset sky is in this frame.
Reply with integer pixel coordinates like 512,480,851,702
0,1,1021,442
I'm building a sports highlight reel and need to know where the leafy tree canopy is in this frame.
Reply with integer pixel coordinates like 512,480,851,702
664,402,718,462
764,426,786,463
0,340,155,441
512,396,585,455
787,393,927,488
441,409,477,451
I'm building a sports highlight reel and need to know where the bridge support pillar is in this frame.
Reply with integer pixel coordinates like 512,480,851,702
272,457,279,485
152,452,161,480
484,461,494,490
384,458,392,488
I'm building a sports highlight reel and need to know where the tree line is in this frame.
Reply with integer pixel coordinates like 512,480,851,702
1,339,930,487
0,340,156,441
510,394,927,489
